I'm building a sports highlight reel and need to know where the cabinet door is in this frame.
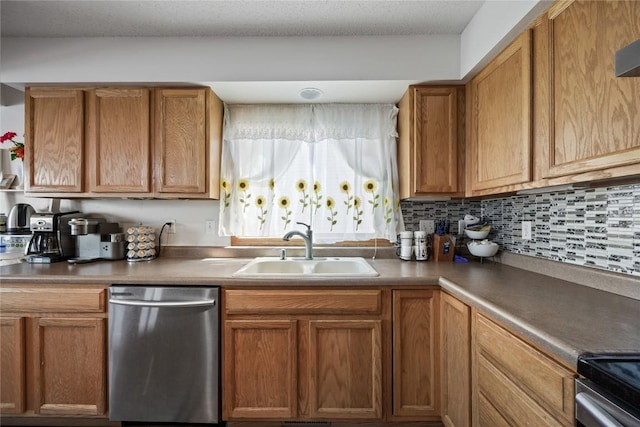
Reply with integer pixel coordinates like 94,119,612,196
154,88,208,197
224,320,298,420
0,317,25,414
392,290,440,418
25,88,84,193
440,293,470,427
308,320,382,419
33,317,106,416
469,31,532,192
543,0,640,178
87,88,151,193
398,86,463,198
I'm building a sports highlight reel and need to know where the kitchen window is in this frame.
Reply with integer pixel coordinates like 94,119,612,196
219,103,404,243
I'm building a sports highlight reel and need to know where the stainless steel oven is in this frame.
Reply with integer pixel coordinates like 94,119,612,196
108,286,220,424
576,354,640,427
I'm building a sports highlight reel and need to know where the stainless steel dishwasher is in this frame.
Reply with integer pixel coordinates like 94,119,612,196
108,286,220,424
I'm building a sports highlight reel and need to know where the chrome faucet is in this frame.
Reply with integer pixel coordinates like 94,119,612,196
282,222,313,260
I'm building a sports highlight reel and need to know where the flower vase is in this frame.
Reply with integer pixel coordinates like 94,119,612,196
15,161,23,189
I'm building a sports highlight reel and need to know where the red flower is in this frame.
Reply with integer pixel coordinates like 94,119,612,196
0,132,17,143
1,131,24,161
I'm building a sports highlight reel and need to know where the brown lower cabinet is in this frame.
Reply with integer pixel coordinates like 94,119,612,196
472,311,576,426
223,288,386,421
0,286,108,419
0,284,578,427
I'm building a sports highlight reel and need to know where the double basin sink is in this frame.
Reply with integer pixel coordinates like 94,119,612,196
233,257,379,278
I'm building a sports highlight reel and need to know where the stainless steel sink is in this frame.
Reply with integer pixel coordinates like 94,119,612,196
232,257,379,278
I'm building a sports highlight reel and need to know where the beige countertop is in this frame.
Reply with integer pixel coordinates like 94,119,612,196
2,255,639,369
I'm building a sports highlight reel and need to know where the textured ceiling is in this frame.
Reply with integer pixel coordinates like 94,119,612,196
0,0,485,38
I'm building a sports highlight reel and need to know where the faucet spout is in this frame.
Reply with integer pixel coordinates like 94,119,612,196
282,222,313,260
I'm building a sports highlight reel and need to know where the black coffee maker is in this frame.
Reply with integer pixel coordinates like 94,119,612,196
25,212,83,263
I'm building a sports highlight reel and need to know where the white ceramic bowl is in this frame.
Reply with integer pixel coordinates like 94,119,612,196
467,242,499,257
465,228,490,240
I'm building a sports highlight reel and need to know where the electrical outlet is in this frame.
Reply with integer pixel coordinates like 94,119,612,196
167,220,176,234
458,219,466,235
420,220,435,234
205,220,216,234
522,221,532,240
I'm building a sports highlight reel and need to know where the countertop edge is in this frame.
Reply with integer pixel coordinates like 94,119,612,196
438,276,581,369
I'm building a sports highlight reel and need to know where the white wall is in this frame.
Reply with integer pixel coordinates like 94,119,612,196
1,35,460,84
460,0,552,79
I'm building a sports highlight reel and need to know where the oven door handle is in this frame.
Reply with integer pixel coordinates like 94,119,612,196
109,299,216,308
576,392,624,427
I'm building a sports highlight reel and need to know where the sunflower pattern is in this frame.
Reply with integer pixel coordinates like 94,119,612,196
220,179,232,209
278,196,292,229
311,181,323,215
352,196,363,230
326,197,338,231
237,179,251,213
364,179,380,214
296,179,310,213
339,181,354,215
383,196,393,224
255,195,267,230
219,174,401,238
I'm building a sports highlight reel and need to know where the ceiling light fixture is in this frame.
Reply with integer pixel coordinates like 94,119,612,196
299,87,323,100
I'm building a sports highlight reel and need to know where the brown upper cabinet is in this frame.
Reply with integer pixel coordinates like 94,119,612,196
468,0,640,197
536,0,640,182
154,88,223,199
398,86,465,198
24,86,222,199
25,88,85,193
467,31,532,195
87,88,152,194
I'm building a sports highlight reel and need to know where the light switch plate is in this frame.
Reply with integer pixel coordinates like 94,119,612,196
420,220,435,234
205,220,217,234
522,221,532,240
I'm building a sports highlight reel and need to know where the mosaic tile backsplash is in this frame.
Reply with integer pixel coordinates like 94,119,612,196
402,183,640,277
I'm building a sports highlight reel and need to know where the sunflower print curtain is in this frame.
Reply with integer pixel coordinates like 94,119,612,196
219,103,404,243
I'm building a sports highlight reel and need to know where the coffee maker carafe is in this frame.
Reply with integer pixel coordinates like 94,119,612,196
25,212,83,263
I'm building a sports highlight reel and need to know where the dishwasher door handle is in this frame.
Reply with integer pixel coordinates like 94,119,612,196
109,299,216,308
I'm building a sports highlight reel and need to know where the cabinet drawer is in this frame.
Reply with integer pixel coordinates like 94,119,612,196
0,288,106,313
475,313,575,423
225,289,382,315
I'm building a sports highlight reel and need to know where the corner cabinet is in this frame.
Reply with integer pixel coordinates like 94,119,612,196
24,86,223,199
467,31,532,196
0,285,108,419
222,289,385,421
398,86,465,198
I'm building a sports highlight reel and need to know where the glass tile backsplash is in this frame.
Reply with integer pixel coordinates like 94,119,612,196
402,183,640,277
